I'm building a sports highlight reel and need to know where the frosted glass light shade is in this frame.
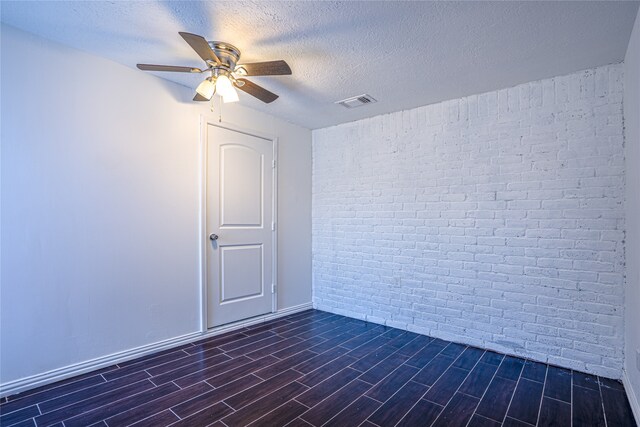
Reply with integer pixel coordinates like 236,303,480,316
222,90,239,103
216,75,239,103
196,78,215,100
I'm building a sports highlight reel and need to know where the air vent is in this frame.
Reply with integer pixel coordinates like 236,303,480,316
335,94,377,109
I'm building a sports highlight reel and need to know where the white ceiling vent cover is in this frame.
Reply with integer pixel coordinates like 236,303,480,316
336,94,377,109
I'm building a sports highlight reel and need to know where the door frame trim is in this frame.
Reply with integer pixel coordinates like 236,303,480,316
198,115,278,332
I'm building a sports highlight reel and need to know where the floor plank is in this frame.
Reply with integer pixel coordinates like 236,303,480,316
507,378,544,425
396,399,443,427
432,392,479,427
367,381,428,426
573,384,606,427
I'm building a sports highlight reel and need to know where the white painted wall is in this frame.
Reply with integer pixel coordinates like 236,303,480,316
0,24,312,386
313,64,626,378
624,8,640,420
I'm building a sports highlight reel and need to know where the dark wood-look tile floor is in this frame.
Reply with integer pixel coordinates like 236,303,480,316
0,310,636,427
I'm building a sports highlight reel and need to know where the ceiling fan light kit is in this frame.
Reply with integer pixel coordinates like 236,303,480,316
196,77,216,100
136,32,291,104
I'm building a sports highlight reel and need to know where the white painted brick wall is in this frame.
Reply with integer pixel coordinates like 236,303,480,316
312,64,625,378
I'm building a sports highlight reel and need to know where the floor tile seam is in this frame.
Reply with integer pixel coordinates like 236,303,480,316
411,351,483,427
253,351,321,381
100,380,216,424
397,397,444,427
115,349,195,374
34,378,156,422
389,335,430,357
500,358,526,425
284,418,313,427
310,325,364,338
117,406,177,427
315,323,371,340
470,414,502,426
271,340,327,361
150,355,250,387
399,337,437,356
296,356,358,388
369,380,431,427
315,393,380,427
286,321,355,340
358,377,375,386
40,378,163,427
347,347,400,375
404,343,461,392
147,353,235,380
1,416,39,427
193,332,251,349
169,374,264,419
214,351,300,382
363,355,427,401
189,331,251,354
572,382,601,392
2,376,111,416
597,376,609,427
403,341,450,370
7,368,124,404
599,383,624,390
240,391,310,427
174,399,233,424
219,335,282,353
429,348,484,406
292,398,310,410
533,362,550,427
222,339,288,358
343,337,389,359
448,347,477,371
141,353,219,377
297,365,369,407
506,416,537,426
359,366,431,425
277,321,343,339
244,341,304,360
295,375,374,424
544,394,571,405
222,374,309,412
168,407,180,420
571,368,574,427
462,352,505,426
292,348,351,375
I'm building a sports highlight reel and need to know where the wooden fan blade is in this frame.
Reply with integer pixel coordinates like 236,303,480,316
193,93,210,102
237,60,291,76
137,64,203,73
235,78,279,103
179,32,221,65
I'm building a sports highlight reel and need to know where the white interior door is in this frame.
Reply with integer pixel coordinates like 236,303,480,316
206,123,274,328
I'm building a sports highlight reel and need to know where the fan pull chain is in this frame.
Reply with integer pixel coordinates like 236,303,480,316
209,96,223,123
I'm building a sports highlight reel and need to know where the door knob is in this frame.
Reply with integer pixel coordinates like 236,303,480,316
209,233,219,241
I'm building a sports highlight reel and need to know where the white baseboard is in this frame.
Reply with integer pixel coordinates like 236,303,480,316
0,302,313,398
623,369,640,425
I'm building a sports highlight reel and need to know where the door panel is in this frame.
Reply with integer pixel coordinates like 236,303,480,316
220,244,263,303
206,124,274,328
220,145,263,227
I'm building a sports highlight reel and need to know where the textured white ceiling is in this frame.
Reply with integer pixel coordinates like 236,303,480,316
2,1,638,129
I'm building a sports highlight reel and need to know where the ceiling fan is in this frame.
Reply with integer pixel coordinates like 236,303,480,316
137,32,291,104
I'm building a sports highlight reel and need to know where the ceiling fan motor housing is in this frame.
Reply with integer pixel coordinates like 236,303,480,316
208,41,241,71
